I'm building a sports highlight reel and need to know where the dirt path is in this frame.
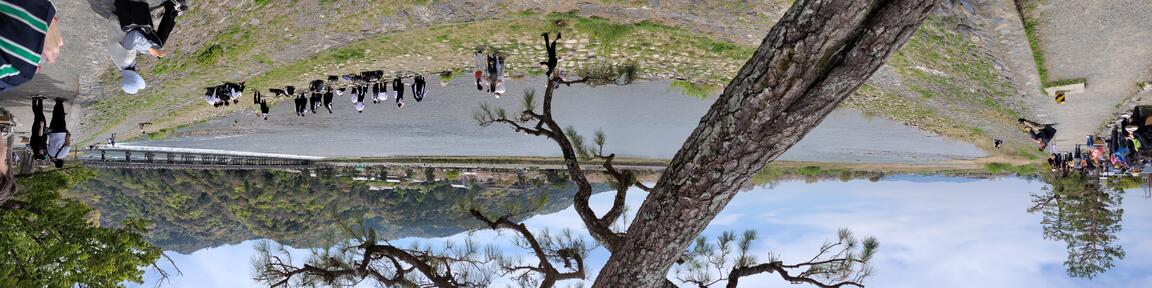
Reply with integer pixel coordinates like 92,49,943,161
1030,0,1152,149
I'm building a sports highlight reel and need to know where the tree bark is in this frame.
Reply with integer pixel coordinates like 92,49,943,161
592,0,940,287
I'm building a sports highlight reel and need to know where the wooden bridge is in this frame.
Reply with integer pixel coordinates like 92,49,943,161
82,145,325,170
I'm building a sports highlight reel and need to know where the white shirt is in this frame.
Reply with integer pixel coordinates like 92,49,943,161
355,102,365,112
46,132,70,159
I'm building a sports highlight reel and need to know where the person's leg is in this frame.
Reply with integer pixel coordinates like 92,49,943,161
116,0,153,30
31,100,46,159
115,0,133,30
155,0,179,47
48,99,67,133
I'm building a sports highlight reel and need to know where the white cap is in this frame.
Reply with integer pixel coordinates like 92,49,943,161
121,70,146,94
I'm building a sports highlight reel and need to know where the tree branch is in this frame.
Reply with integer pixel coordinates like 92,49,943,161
727,262,864,288
470,209,586,287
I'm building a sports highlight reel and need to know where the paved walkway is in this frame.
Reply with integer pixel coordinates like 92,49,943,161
1030,0,1152,149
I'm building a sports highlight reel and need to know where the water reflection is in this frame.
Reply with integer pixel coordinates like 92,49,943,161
98,172,1152,287
1028,173,1127,279
73,166,621,253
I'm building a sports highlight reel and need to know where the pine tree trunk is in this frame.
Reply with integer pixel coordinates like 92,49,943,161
593,0,940,287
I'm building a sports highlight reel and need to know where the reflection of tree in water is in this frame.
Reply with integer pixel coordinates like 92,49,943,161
70,166,605,253
1030,172,1125,279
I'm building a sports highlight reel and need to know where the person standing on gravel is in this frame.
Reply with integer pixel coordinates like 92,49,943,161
108,0,188,94
44,98,71,168
0,0,62,92
29,97,48,160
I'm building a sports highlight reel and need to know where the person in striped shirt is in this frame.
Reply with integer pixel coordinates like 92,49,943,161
0,0,62,92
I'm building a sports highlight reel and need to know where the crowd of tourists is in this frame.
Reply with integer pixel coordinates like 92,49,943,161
1036,106,1152,178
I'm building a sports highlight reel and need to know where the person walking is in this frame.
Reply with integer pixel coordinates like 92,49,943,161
294,93,307,117
474,51,488,91
44,98,71,168
393,77,405,108
413,75,427,102
351,86,365,113
109,0,187,94
371,81,382,103
253,91,269,120
309,92,321,113
0,0,62,92
322,86,334,113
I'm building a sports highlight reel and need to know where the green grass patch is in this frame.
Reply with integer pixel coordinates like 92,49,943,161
574,16,635,44
670,80,718,99
330,47,366,61
984,162,1039,175
1045,77,1086,88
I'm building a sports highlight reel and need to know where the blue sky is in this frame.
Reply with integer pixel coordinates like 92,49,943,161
135,176,1152,287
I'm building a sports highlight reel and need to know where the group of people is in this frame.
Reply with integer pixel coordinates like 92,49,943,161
203,82,246,107
474,51,507,98
210,71,430,119
1039,106,1152,178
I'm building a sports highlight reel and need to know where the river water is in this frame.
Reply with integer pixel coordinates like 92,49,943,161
124,175,1152,288
131,76,985,163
